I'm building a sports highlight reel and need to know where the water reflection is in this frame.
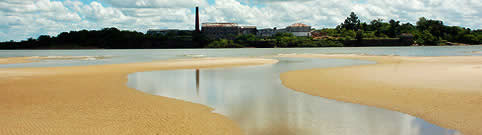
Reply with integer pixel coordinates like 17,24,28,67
127,58,461,135
196,69,200,96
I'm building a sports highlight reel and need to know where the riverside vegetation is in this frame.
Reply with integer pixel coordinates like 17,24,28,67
1,12,480,49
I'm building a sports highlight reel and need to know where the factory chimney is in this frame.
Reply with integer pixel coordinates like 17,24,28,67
195,6,200,33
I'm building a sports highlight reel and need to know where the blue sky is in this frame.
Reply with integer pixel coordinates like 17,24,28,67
0,0,480,41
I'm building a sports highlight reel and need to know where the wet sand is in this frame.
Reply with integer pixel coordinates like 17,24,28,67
0,57,278,135
280,54,482,135
0,56,110,65
0,57,36,64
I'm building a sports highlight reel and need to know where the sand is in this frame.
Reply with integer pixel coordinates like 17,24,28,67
0,57,36,64
280,54,482,135
0,57,278,135
0,56,113,65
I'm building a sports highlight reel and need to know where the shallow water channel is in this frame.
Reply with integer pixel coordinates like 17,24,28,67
127,57,460,135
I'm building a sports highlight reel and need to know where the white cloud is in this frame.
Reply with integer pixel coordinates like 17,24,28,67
100,0,209,8
0,0,480,41
0,0,83,41
75,2,127,22
202,0,354,28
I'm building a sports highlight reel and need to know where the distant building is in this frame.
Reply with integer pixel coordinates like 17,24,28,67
201,23,257,39
146,6,312,40
240,26,257,35
202,23,240,39
257,28,277,37
285,23,312,37
257,23,312,37
147,29,192,36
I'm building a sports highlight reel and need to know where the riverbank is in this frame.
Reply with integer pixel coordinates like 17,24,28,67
0,57,36,64
0,56,111,65
0,57,278,135
280,54,482,135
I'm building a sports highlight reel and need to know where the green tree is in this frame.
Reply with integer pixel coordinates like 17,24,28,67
320,28,339,37
416,17,444,38
340,29,356,39
340,12,361,31
400,23,416,34
415,30,438,45
368,19,390,37
387,19,401,38
416,17,429,31
235,34,257,44
362,31,376,38
207,39,244,48
368,19,384,31
356,30,363,41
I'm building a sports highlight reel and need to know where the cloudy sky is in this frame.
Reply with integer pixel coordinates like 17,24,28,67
1,0,481,41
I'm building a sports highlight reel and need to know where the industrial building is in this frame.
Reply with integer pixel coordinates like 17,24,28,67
285,23,312,37
201,23,240,39
147,7,200,36
147,6,311,39
257,23,312,37
201,23,257,39
201,22,311,39
240,26,257,35
257,28,277,37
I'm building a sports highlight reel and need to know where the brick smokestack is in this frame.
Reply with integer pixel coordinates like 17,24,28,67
195,6,200,33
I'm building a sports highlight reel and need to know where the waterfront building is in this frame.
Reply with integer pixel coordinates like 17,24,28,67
202,23,257,39
257,23,312,37
202,23,240,39
146,6,311,39
285,23,312,37
257,28,277,37
240,26,257,35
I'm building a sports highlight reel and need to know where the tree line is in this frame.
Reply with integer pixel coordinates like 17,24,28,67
1,12,480,49
0,28,202,49
207,33,343,48
326,12,482,45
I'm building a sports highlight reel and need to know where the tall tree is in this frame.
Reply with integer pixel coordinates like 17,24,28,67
388,19,401,38
416,17,444,39
340,12,361,31
400,23,416,33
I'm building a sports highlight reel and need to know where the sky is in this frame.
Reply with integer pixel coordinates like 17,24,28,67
0,0,481,41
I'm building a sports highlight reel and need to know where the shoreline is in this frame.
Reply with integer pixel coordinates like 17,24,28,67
0,56,112,65
0,57,278,135
0,56,37,64
0,44,480,51
280,54,482,135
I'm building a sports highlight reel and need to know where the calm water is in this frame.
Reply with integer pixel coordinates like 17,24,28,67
2,47,476,134
128,57,461,135
1,45,481,68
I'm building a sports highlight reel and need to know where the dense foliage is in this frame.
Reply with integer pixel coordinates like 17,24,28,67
1,12,480,49
0,28,202,49
207,39,244,48
206,33,343,48
328,13,481,45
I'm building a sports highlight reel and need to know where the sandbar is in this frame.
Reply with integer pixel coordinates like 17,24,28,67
0,56,110,65
280,54,482,135
0,57,36,64
0,57,278,135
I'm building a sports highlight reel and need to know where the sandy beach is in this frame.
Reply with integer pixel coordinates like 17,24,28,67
0,56,111,65
0,57,278,135
280,54,482,135
0,57,36,64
